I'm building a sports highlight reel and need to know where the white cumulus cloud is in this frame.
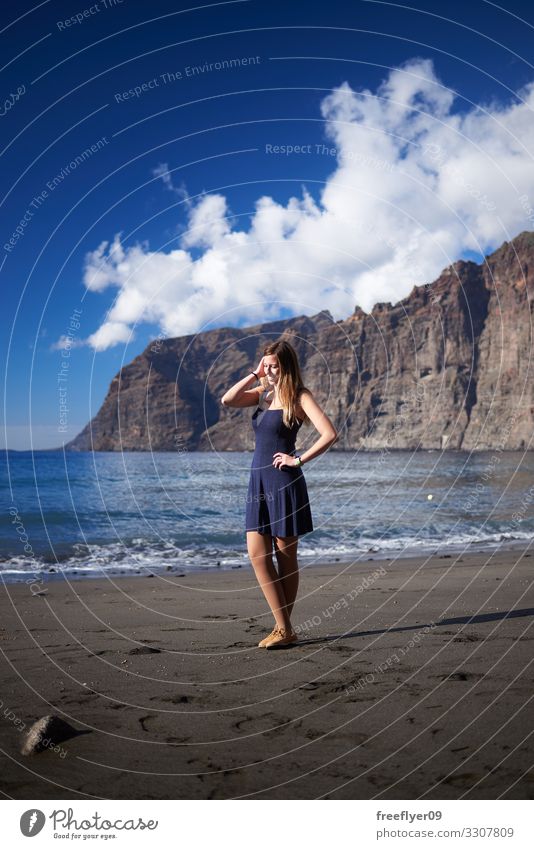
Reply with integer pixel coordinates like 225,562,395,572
78,58,534,350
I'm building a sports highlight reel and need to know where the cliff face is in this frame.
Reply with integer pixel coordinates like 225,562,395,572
68,231,534,452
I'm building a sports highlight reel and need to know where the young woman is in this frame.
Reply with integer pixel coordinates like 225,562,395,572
221,339,338,649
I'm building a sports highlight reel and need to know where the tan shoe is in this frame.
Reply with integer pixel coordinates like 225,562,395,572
264,627,298,649
258,626,280,648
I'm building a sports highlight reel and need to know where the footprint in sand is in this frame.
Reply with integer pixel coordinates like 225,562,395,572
150,694,191,704
442,772,485,786
128,646,162,655
435,671,483,682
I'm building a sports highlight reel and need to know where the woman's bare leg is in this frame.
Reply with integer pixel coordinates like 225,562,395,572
246,531,292,631
274,535,299,620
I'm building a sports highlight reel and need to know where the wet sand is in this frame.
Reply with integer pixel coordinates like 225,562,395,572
1,546,533,800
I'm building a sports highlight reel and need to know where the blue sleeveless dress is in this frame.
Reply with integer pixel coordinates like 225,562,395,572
245,398,314,537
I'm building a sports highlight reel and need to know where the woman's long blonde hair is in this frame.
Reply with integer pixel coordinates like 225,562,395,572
259,339,310,428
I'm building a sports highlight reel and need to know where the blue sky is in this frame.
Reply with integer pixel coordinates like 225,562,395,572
2,0,534,449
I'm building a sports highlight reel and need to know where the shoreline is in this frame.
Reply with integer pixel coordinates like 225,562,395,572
1,543,533,799
1,538,532,586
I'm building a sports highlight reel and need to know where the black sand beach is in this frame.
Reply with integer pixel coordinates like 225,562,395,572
1,547,533,800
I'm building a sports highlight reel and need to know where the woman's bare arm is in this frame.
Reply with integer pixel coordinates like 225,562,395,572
221,374,262,408
297,390,338,464
221,358,266,408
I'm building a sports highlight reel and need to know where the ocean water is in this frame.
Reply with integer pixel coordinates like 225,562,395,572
1,449,533,582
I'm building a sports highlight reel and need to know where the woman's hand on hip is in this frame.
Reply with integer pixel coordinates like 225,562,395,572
273,452,296,470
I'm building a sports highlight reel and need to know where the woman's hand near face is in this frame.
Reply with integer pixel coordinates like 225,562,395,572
254,357,266,378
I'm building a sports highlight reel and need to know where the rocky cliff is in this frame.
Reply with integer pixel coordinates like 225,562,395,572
68,231,534,452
